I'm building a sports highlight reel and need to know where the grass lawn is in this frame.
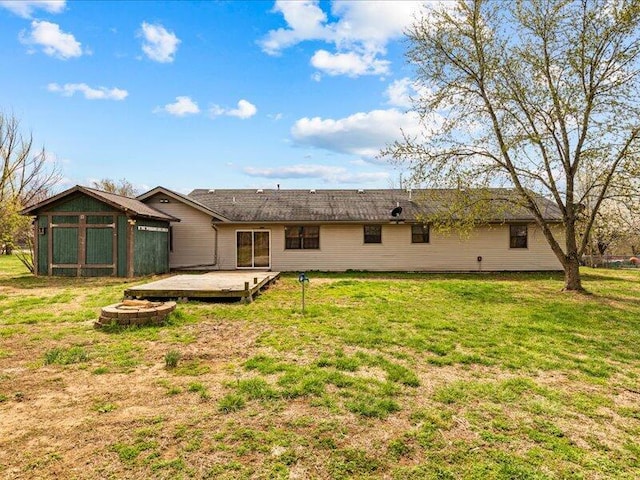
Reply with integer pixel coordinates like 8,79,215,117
1,255,640,479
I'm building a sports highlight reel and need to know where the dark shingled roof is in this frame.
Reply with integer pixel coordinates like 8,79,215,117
188,188,563,223
22,185,178,222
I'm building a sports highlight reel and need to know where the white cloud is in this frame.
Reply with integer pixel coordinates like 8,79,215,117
244,164,389,184
268,113,284,121
291,109,423,160
260,0,426,77
384,77,432,109
210,99,257,119
47,83,128,101
311,50,390,77
385,78,414,108
20,20,82,59
0,0,65,18
260,1,331,55
228,99,257,119
140,22,180,63
154,96,200,116
330,1,422,48
41,150,70,166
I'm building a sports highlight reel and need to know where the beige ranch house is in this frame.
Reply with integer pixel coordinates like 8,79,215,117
138,187,563,272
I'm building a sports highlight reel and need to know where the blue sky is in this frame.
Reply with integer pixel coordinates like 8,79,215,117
0,0,427,194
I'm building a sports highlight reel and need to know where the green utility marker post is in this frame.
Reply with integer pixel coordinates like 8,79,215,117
298,272,310,314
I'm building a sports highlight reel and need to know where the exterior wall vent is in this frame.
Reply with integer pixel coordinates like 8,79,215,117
159,198,170,203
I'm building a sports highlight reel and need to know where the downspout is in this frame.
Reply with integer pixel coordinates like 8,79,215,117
166,219,220,271
212,223,219,269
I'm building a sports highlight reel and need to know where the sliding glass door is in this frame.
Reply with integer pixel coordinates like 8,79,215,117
236,230,270,268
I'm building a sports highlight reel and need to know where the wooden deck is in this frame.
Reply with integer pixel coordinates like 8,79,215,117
124,271,280,302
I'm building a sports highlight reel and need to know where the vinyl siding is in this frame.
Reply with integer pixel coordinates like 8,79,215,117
214,223,563,272
144,194,216,269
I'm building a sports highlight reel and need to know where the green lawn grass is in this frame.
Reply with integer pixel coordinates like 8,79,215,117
1,254,640,478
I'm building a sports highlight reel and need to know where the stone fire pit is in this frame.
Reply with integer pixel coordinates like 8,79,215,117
95,299,176,328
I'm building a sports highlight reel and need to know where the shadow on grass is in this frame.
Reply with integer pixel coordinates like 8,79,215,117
581,272,640,283
0,274,162,290
279,270,566,283
588,294,640,309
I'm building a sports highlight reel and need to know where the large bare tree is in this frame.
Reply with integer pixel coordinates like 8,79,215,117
386,0,640,291
1,112,61,259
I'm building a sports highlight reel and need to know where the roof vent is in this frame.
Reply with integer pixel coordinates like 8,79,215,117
208,189,215,193
256,189,264,194
309,189,316,194
357,189,365,194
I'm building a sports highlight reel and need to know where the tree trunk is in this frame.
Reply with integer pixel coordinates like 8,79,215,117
563,254,584,291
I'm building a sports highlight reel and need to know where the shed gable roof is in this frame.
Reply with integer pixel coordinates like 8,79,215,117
188,188,563,223
22,185,179,222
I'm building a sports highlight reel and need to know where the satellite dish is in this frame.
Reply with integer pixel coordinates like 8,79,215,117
391,206,403,217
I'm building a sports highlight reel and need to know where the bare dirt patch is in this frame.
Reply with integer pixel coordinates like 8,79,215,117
0,318,270,478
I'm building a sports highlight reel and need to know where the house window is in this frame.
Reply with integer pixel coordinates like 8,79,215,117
510,225,528,248
411,224,430,243
285,226,320,249
364,225,382,244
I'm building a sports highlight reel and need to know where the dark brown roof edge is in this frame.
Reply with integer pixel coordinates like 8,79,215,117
137,186,230,221
22,185,179,222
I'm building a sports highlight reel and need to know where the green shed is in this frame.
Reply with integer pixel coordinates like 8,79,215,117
21,185,179,277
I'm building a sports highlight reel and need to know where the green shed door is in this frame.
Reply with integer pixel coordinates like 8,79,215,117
86,228,113,264
52,227,79,264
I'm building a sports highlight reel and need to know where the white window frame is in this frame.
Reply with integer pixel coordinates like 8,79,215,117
235,229,272,269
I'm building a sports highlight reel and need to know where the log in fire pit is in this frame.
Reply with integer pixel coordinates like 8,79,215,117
95,299,176,328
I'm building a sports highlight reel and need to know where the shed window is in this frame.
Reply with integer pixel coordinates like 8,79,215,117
364,225,382,244
411,224,430,243
285,226,319,249
510,225,528,248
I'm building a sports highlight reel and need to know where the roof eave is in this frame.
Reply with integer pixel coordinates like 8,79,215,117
138,186,231,222
211,218,563,224
21,185,178,222
21,185,84,215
